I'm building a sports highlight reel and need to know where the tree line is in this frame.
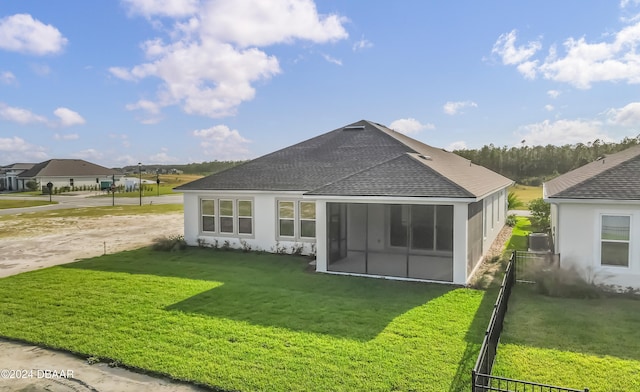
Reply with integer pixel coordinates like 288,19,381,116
454,136,640,185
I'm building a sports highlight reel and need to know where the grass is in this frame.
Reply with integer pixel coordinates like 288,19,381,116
0,249,495,392
0,199,57,209
508,184,542,209
505,217,531,251
493,286,640,391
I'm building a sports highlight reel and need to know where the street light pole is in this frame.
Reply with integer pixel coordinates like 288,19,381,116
112,174,115,207
156,170,160,197
138,162,142,206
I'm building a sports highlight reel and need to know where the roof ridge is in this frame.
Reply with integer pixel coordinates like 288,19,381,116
405,152,476,197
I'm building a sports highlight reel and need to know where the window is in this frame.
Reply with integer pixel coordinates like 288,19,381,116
238,200,253,235
300,201,316,238
279,201,295,237
601,215,630,267
219,200,234,234
201,199,215,232
70,178,74,187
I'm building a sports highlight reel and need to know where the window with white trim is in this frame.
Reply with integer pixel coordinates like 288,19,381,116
201,199,215,232
300,201,316,238
600,215,630,267
278,201,295,237
238,200,253,235
219,200,234,233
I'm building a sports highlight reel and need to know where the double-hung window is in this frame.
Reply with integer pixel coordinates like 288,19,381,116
201,199,215,232
238,200,253,235
600,215,631,267
278,201,295,237
300,201,316,238
219,200,234,234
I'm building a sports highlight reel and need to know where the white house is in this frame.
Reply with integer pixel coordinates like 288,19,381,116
544,145,640,290
176,120,513,285
17,159,123,192
0,163,35,191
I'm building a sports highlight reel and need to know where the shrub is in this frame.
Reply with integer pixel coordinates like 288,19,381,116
505,213,518,227
151,235,187,251
290,243,304,256
528,198,550,232
240,239,252,253
507,191,524,210
221,240,231,251
529,264,603,299
25,180,39,191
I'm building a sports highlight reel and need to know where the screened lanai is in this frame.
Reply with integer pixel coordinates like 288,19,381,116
327,202,454,282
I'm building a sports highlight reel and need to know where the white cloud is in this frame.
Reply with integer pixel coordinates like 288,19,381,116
443,100,478,115
353,36,373,52
0,14,67,55
199,0,348,47
322,53,342,65
0,136,48,162
547,89,561,99
53,133,79,140
0,103,47,124
113,0,348,119
492,30,541,66
149,151,180,163
620,0,640,8
54,107,86,127
544,104,554,111
109,133,131,148
72,148,104,161
608,102,640,126
389,118,435,134
516,119,612,146
0,71,16,85
193,124,251,159
493,20,640,89
447,141,468,151
121,0,200,18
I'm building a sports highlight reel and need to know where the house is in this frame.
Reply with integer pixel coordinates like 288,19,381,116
176,120,513,285
17,159,123,192
0,163,35,191
544,144,640,290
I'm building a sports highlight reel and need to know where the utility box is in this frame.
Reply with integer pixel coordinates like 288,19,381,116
528,233,550,252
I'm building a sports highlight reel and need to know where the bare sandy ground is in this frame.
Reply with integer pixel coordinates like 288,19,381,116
0,213,210,392
0,214,183,278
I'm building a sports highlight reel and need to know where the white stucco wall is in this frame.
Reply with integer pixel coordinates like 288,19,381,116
35,175,123,190
552,201,640,289
183,191,316,255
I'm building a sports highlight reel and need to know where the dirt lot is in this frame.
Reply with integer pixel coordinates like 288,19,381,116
0,212,209,392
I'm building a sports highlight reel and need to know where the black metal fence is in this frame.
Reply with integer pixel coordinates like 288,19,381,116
473,374,589,392
472,251,515,390
471,251,589,392
514,251,559,284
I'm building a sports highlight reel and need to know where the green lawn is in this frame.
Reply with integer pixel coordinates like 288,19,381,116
0,199,57,209
0,249,495,391
493,286,640,391
505,217,531,251
508,185,542,209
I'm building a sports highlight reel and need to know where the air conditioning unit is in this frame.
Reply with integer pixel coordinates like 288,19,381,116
528,233,549,252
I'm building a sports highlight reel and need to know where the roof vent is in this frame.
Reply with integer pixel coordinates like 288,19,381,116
344,125,365,131
418,154,432,161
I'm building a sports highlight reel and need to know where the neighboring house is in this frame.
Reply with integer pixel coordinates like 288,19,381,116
0,163,36,191
17,159,123,191
544,144,640,290
176,120,513,285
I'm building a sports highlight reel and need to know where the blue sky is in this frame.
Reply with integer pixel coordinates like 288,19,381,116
2,1,640,167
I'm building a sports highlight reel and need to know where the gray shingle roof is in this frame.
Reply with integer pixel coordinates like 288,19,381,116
176,120,513,198
545,145,640,200
18,159,119,178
